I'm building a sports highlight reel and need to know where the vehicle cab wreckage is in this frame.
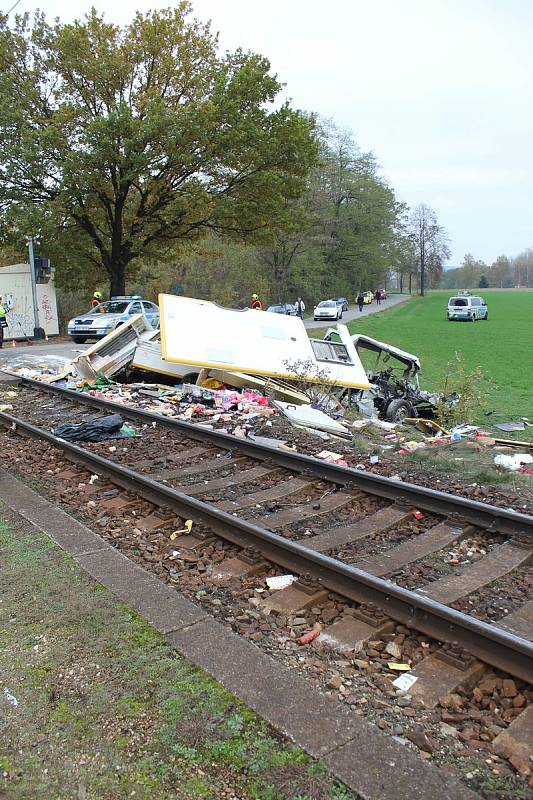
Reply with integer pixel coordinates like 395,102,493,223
323,330,455,422
64,295,452,423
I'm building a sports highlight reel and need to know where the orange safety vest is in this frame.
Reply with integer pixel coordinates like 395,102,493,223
251,299,263,310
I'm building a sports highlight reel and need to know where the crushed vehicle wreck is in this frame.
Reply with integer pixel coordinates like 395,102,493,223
66,298,448,426
324,331,455,422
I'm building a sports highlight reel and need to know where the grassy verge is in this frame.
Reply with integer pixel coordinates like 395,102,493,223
0,508,354,800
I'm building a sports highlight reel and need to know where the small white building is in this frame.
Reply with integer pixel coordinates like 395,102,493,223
0,262,59,339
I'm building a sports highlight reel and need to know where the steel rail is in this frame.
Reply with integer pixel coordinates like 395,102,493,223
1,408,532,683
15,375,533,538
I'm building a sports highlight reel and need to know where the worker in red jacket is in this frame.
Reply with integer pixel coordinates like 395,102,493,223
250,293,263,310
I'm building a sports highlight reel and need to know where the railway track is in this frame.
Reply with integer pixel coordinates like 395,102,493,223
1,377,532,690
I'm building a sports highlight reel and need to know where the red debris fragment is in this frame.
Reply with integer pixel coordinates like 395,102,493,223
412,510,424,520
297,630,320,646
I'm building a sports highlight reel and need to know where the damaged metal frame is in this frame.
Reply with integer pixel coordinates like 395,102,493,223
1,404,532,683
324,329,452,422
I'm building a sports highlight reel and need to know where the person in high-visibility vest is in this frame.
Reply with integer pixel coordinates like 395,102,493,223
250,293,263,310
91,291,105,312
0,297,6,348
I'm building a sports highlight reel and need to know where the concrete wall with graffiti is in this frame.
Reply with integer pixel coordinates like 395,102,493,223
0,263,59,338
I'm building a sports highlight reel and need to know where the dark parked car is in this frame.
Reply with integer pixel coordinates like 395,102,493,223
266,303,297,315
335,297,349,312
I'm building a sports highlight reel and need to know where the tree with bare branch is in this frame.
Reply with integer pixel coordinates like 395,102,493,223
408,203,450,295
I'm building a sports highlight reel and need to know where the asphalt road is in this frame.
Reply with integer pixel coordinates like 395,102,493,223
0,341,89,377
304,293,411,329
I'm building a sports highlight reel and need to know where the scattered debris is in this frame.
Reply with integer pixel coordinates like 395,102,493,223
272,401,351,437
494,421,527,432
52,414,134,443
316,450,348,465
3,688,18,708
392,673,418,692
296,630,320,646
170,519,193,540
494,453,533,472
265,575,296,591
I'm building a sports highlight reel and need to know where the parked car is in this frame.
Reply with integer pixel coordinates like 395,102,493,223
363,291,373,305
68,296,160,343
335,297,349,312
447,295,488,322
266,303,297,315
313,300,343,321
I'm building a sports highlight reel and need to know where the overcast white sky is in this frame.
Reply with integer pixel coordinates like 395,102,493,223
5,0,533,264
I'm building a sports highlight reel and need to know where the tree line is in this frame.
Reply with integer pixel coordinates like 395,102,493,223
0,4,450,309
439,251,533,291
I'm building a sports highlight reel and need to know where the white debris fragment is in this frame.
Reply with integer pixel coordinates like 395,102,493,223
392,673,418,692
3,688,19,707
494,453,533,471
265,574,296,591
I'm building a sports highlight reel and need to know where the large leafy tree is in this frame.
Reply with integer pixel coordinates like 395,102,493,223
0,4,318,294
317,123,399,294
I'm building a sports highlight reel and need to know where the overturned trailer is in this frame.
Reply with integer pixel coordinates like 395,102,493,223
158,294,371,390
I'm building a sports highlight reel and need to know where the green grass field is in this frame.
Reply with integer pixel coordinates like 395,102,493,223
344,290,533,430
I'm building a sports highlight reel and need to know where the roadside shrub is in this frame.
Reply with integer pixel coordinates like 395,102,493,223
435,352,492,426
282,358,344,411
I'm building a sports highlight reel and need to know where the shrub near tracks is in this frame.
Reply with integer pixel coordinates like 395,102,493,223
346,290,533,430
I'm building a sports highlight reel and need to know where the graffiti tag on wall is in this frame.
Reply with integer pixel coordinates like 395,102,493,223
41,294,54,323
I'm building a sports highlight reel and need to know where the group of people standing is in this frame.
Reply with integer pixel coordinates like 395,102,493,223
356,289,385,312
250,294,306,319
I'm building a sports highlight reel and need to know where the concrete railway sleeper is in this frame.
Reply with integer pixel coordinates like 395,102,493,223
1,407,532,685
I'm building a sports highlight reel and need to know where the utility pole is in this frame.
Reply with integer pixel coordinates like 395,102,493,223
27,237,45,340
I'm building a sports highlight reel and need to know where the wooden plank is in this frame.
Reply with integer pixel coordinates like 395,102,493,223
355,523,470,576
217,477,312,512
306,505,411,553
419,542,532,605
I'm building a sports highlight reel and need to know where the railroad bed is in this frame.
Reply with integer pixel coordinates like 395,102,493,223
1,379,533,788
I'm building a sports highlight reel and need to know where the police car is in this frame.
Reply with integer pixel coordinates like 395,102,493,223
68,296,160,343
